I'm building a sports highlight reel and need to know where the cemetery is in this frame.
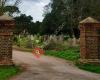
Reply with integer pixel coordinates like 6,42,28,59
0,0,100,80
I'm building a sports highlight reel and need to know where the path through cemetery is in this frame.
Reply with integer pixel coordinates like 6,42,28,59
10,50,100,80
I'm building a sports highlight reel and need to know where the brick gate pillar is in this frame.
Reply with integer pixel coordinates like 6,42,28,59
79,17,100,64
0,15,15,65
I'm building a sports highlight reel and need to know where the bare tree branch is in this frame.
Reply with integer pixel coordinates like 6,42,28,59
14,0,21,6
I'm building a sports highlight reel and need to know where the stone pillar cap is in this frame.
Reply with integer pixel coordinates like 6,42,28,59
0,15,14,21
80,17,100,24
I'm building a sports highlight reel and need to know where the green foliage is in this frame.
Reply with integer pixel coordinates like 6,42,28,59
76,63,100,74
3,6,20,16
14,35,43,49
42,0,66,35
64,36,70,41
42,0,100,37
0,66,20,80
0,0,20,16
19,37,29,48
14,35,79,50
45,47,80,61
46,47,100,73
13,46,33,52
14,14,33,34
14,14,41,35
44,40,68,51
15,37,32,48
29,21,41,35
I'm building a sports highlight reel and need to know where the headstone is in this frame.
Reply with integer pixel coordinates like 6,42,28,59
59,35,64,43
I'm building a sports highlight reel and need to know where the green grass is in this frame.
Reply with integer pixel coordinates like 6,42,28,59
0,66,20,80
76,63,100,73
45,47,80,61
45,47,100,74
13,46,33,52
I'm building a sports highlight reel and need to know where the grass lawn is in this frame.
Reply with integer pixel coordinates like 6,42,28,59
76,63,100,73
0,66,20,80
45,47,80,61
45,47,100,74
13,46,33,52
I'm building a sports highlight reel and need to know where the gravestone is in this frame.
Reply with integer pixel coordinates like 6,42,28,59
0,15,15,65
80,17,100,64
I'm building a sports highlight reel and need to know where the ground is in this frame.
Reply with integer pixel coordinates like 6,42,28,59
10,50,100,80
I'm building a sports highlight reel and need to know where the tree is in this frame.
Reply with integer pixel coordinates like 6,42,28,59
42,0,66,35
42,0,100,38
34,21,41,34
14,14,33,35
28,21,41,35
0,0,20,16
63,0,100,38
15,14,42,35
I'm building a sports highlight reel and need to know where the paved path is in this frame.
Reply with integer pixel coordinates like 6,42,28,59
10,50,100,80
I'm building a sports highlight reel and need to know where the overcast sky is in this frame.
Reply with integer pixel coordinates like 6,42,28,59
19,0,50,22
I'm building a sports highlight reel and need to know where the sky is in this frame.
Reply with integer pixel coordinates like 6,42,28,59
19,0,50,22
